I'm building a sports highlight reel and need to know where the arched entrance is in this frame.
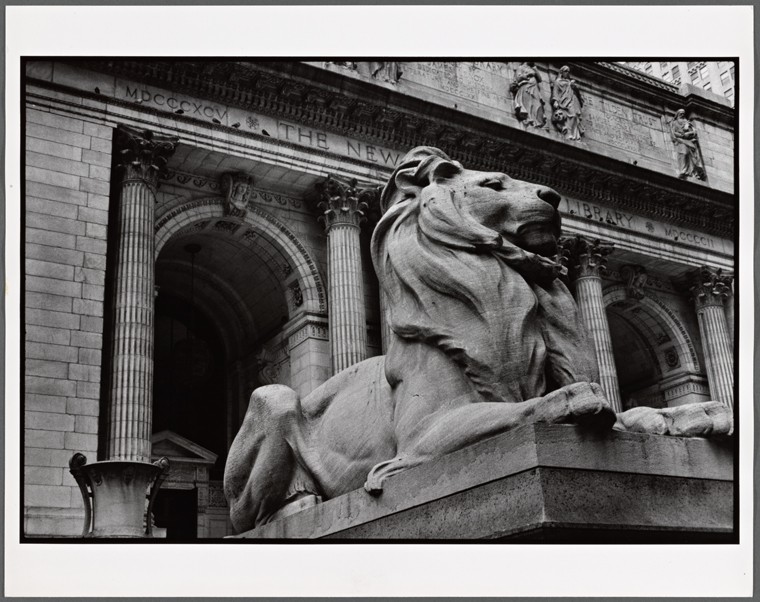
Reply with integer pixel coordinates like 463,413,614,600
151,197,327,537
604,285,709,410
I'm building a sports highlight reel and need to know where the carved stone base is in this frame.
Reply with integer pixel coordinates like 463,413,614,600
230,425,734,542
69,456,169,538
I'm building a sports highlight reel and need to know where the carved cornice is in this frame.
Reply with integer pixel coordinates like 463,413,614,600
69,60,733,237
597,62,679,93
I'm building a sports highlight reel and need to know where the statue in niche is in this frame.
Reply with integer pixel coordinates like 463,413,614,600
510,62,547,128
670,109,706,180
551,65,584,140
221,172,253,217
369,61,402,84
224,146,733,533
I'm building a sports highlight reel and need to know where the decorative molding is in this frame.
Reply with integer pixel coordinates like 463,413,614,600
161,169,304,210
597,62,679,93
605,268,675,293
161,169,221,192
69,60,734,237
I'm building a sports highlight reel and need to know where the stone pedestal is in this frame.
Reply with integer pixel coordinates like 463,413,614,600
560,236,622,412
232,424,733,542
688,267,734,410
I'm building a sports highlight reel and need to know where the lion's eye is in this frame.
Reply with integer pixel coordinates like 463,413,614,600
480,179,503,191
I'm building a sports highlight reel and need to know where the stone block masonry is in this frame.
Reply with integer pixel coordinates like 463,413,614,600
24,106,113,537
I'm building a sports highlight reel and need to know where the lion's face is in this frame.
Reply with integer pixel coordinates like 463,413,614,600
421,167,562,257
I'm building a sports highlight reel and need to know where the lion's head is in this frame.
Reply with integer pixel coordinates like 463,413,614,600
378,146,563,260
372,147,596,403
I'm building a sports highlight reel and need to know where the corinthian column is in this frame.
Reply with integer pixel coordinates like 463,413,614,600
107,126,178,462
317,177,376,374
559,236,622,412
688,267,734,410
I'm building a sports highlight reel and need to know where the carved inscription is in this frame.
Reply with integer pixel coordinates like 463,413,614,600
116,81,404,169
581,95,660,153
402,62,503,107
124,86,229,121
560,197,724,251
584,111,638,152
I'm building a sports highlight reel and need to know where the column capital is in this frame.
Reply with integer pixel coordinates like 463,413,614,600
115,125,179,188
558,235,614,280
315,175,380,230
687,266,733,310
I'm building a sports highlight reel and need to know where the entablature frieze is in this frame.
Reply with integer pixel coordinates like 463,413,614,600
160,168,307,211
38,60,734,238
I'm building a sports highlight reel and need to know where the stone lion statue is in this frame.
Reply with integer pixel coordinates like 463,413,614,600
224,147,733,533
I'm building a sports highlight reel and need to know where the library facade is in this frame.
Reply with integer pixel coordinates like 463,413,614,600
23,60,735,538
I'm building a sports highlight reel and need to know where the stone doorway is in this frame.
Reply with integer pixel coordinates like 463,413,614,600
154,217,295,465
153,488,198,541
150,430,218,538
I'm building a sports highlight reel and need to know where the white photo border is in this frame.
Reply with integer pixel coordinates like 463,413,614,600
5,5,754,597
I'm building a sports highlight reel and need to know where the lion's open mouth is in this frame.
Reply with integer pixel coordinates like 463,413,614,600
516,219,556,238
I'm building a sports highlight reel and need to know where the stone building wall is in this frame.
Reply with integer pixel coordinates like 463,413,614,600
314,60,734,193
24,106,113,536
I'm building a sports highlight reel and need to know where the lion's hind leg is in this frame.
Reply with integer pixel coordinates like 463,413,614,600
224,385,313,532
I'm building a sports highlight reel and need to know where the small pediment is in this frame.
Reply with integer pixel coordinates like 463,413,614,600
151,430,218,464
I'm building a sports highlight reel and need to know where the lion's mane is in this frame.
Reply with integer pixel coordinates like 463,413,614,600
371,147,598,404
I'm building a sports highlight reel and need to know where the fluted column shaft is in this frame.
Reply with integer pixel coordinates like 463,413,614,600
318,177,375,374
689,267,734,410
326,223,367,373
107,126,177,462
560,237,622,412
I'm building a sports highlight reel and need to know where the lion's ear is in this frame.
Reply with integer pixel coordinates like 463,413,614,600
395,157,462,196
381,151,462,213
393,166,423,200
430,160,462,183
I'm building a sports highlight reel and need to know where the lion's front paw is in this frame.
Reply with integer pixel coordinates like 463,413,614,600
538,382,616,430
614,401,733,438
